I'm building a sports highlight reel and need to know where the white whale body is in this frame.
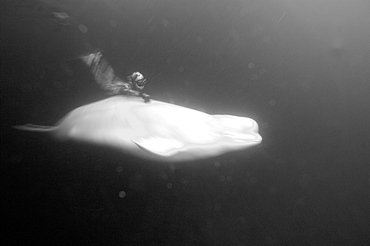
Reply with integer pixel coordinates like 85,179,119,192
14,96,262,162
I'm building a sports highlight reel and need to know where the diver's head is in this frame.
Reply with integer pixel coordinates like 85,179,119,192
131,72,147,90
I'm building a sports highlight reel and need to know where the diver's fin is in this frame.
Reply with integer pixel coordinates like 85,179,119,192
63,48,105,63
13,124,58,132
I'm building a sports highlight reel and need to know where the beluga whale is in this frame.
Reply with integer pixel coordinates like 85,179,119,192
15,52,261,162
14,96,262,162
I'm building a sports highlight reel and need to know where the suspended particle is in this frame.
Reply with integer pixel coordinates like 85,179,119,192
195,36,203,44
118,190,126,198
250,177,257,184
79,24,88,33
109,19,117,28
261,122,269,129
160,173,168,180
269,100,276,106
214,160,221,168
116,166,123,173
161,18,169,27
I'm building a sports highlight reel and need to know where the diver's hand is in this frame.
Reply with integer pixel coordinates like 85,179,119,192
140,93,151,103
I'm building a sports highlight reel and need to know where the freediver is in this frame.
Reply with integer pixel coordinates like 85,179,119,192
81,52,151,103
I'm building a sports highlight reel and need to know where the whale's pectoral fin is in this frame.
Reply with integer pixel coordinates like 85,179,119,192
132,137,185,157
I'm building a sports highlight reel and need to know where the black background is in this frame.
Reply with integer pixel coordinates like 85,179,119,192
1,0,369,245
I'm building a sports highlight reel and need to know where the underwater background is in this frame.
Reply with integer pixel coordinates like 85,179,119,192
1,0,369,245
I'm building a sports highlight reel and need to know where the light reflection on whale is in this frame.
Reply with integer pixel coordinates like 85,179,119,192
14,96,262,162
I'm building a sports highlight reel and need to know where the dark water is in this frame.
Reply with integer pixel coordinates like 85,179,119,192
1,0,369,245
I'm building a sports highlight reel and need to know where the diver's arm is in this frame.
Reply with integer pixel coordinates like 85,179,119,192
139,92,151,103
111,83,150,103
119,89,150,103
120,88,140,97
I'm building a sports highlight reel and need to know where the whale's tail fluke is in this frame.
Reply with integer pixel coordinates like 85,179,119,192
13,124,58,132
